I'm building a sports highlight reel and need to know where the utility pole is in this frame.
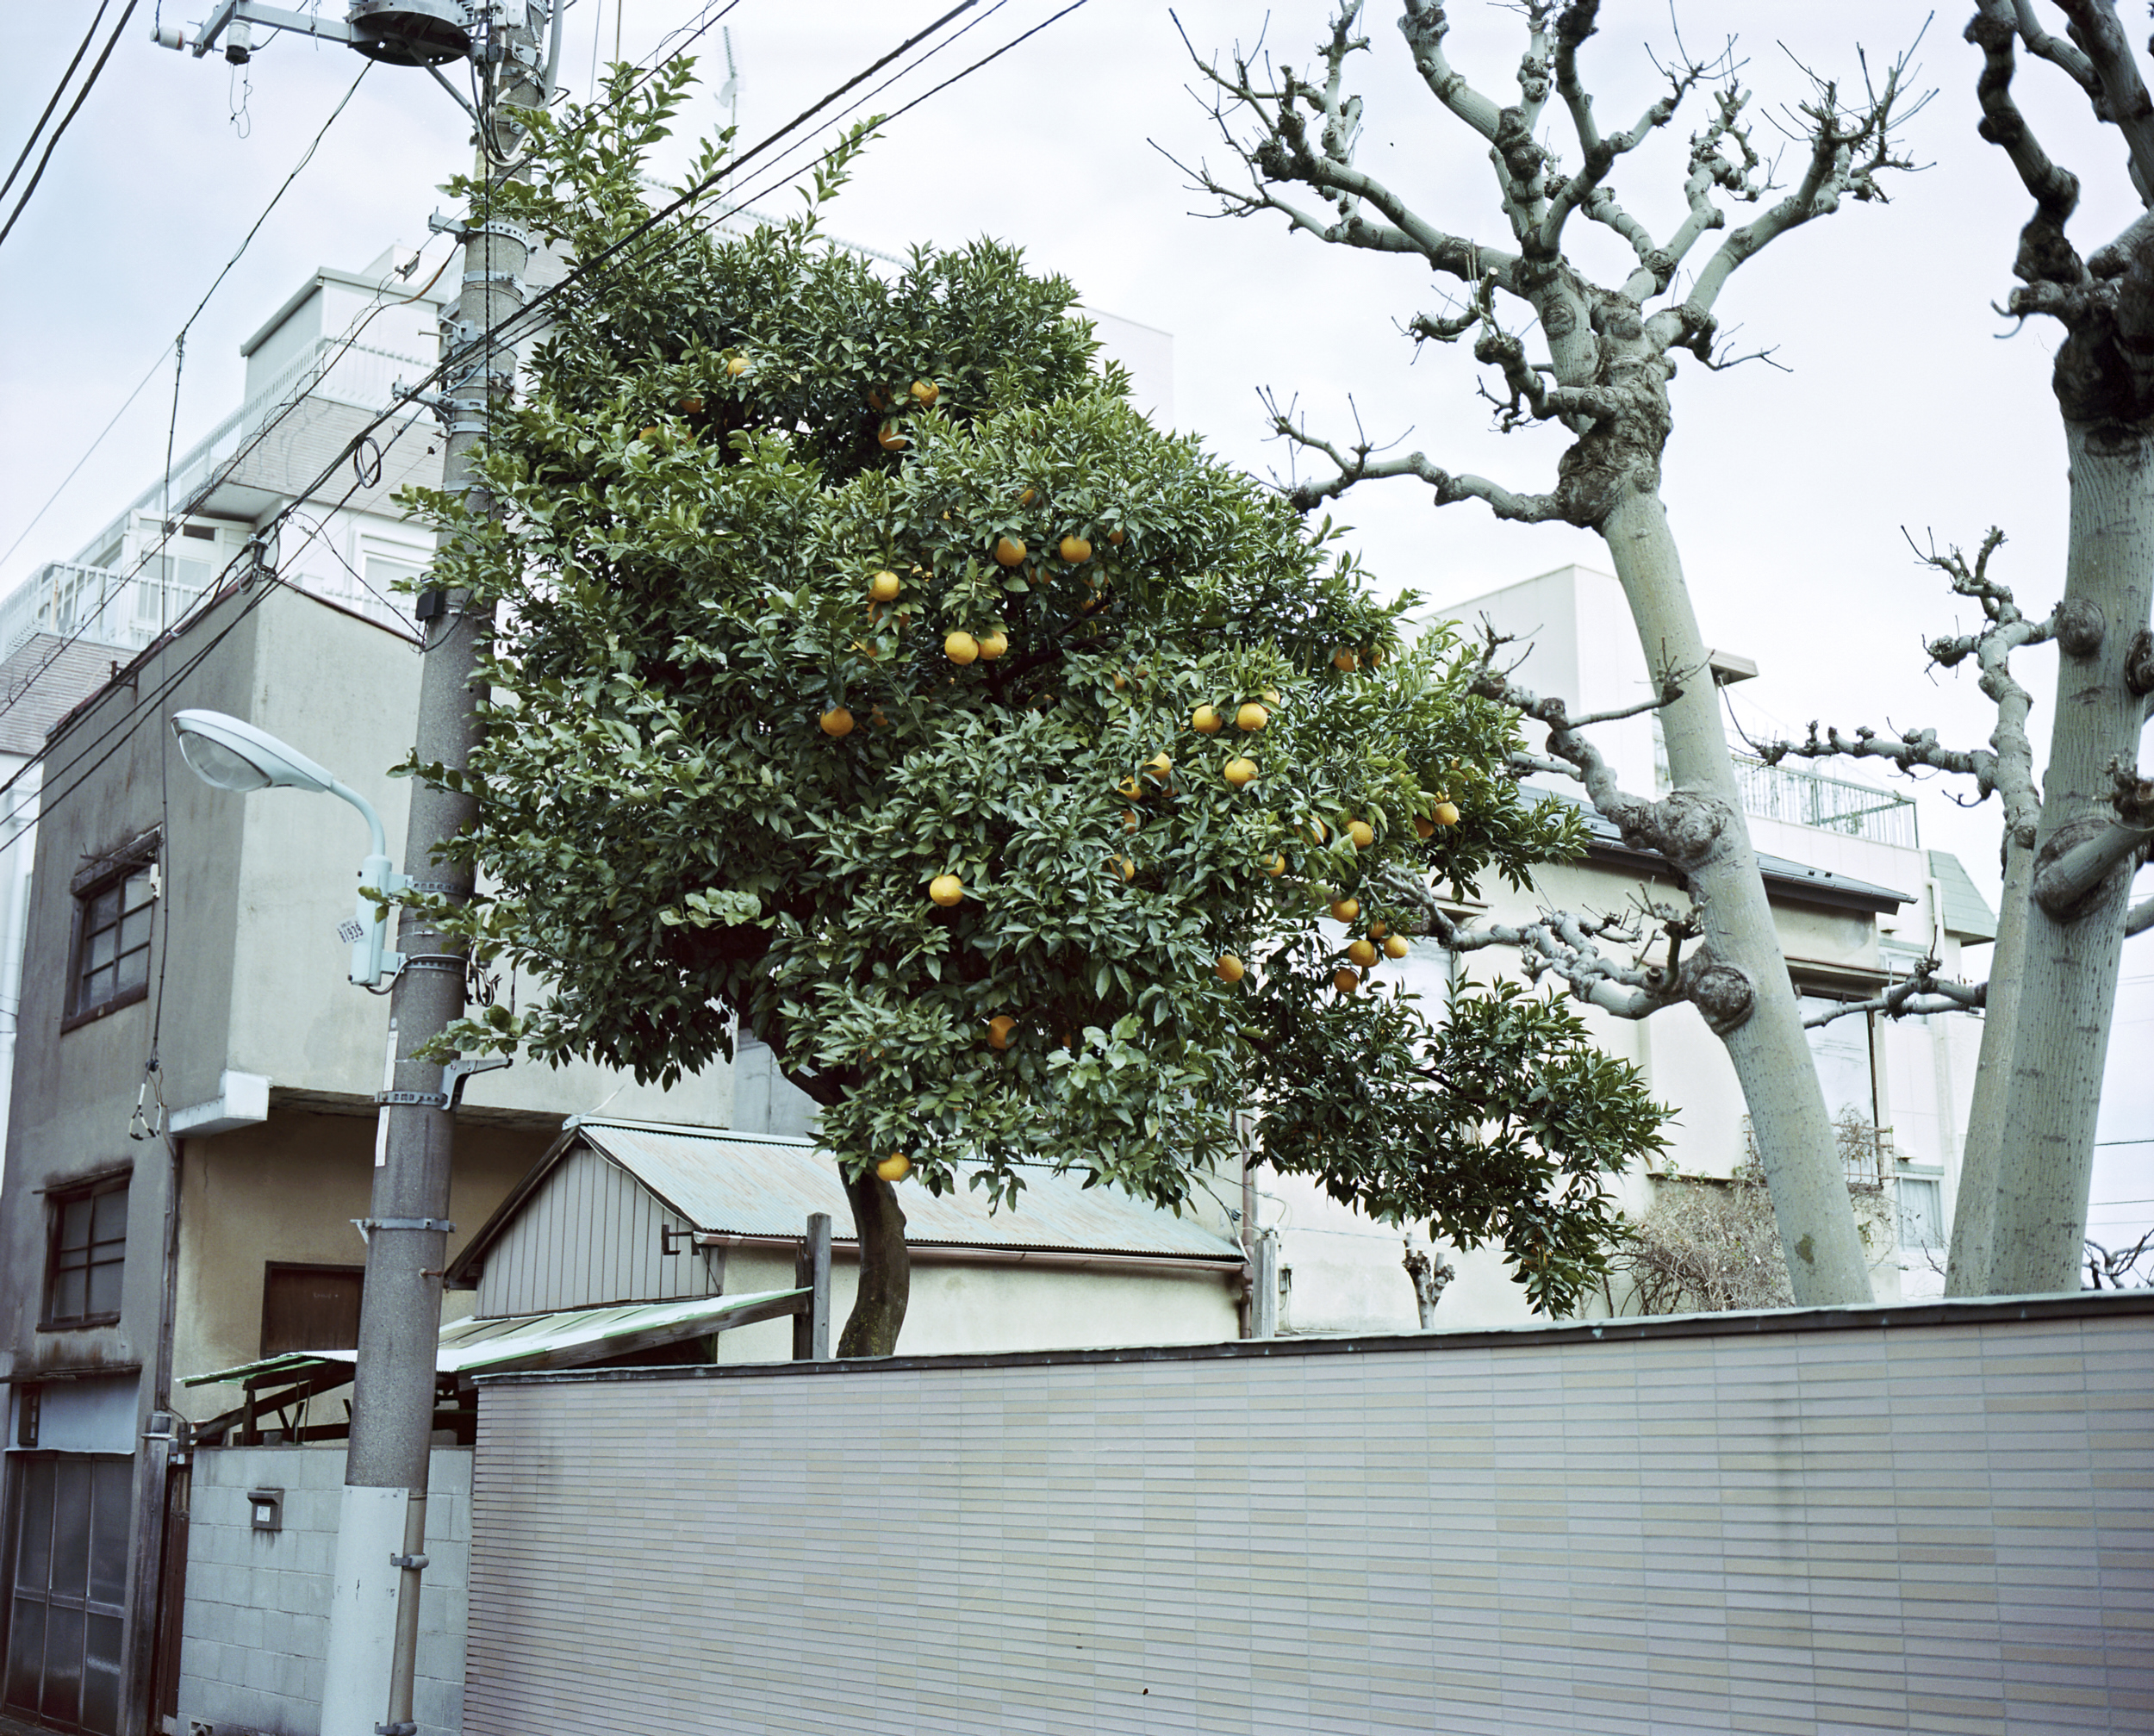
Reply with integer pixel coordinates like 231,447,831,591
155,6,556,1732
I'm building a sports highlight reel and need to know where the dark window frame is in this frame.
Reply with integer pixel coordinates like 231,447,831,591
39,1173,129,1331
60,832,159,1034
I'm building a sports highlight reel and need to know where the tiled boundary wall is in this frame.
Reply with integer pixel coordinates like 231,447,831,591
175,1445,470,1736
464,1296,2154,1736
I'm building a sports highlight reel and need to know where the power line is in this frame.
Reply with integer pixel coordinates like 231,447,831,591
0,0,142,252
0,0,115,208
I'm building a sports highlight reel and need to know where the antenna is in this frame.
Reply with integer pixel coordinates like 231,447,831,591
719,25,741,133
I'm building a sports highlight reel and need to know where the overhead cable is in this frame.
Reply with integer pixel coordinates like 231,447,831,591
0,0,143,252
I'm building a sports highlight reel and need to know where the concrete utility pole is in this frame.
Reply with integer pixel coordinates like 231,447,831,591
157,6,554,1732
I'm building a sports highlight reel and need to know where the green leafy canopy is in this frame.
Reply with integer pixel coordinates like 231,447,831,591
403,61,1668,1311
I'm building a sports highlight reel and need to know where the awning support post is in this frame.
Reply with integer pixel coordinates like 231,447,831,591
793,1213,831,1361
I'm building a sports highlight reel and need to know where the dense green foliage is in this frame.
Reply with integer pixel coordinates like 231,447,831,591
406,65,1668,1312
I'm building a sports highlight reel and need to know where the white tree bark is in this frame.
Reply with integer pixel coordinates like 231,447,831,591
1597,490,1874,1302
1944,839,2032,1294
1989,424,2154,1292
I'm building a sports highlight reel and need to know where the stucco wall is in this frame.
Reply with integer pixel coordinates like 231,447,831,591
177,1444,469,1736
463,1297,2154,1736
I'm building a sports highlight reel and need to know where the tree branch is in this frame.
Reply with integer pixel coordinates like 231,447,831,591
1967,2,2089,292
2032,761,2154,915
2127,892,2154,936
1801,956,1987,1027
1261,390,1572,520
2047,0,2154,204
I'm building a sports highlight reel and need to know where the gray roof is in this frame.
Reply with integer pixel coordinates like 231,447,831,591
454,1119,1245,1282
1927,849,2000,943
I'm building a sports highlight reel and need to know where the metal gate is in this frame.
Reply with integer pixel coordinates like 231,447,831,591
2,1453,131,1735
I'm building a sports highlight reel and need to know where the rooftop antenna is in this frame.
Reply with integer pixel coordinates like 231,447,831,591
718,25,741,134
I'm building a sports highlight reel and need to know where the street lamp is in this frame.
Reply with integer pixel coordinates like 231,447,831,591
171,709,408,986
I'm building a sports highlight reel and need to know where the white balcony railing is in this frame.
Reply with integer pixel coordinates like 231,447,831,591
1733,753,1918,849
0,558,210,660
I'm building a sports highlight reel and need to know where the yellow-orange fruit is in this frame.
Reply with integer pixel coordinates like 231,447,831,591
1117,776,1144,800
1348,819,1375,849
877,423,908,451
1124,809,1141,832
1383,934,1411,959
1330,898,1360,924
639,426,660,442
1106,528,1125,545
1059,535,1093,563
726,356,751,376
978,631,1008,661
1369,921,1387,939
679,394,704,414
1333,648,1357,673
994,535,1027,567
1433,800,1461,827
876,1152,911,1182
1236,702,1269,732
928,874,964,907
1223,758,1258,789
1414,815,1436,839
911,378,939,408
1334,967,1360,994
1308,819,1329,843
1192,705,1223,734
1109,855,1136,883
1217,953,1246,984
1146,752,1173,778
1267,853,1286,876
819,706,855,737
987,1015,1016,1049
944,631,981,665
869,570,901,602
1347,938,1379,968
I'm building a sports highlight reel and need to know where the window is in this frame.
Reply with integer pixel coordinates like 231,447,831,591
41,1178,126,1329
1898,1172,1945,1248
65,843,157,1028
260,1264,365,1357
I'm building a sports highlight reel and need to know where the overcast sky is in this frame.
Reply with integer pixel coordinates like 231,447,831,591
1,0,2146,1235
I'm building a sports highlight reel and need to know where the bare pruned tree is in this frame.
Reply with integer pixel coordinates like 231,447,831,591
1172,0,1930,1304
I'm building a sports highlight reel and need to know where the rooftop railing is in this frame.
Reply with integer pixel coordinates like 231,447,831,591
1732,753,1919,849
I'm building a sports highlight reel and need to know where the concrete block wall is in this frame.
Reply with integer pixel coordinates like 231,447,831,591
463,1296,2154,1736
177,1445,470,1736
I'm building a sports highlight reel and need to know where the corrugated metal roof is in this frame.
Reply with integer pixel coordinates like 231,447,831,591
570,1119,1245,1262
182,1290,807,1387
1927,849,1999,943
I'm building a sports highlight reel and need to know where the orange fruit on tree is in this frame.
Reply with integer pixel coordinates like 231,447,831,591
1383,934,1411,960
1117,775,1144,800
1369,920,1387,938
1347,938,1379,968
1059,534,1093,563
639,426,660,442
1334,967,1360,994
1347,819,1375,849
1018,487,1037,506
1106,528,1125,545
1192,705,1223,734
679,394,704,414
1433,800,1461,827
978,630,1008,660
1307,818,1329,844
1235,702,1269,731
1124,809,1141,832
1414,815,1435,839
987,1015,1017,1049
877,423,908,451
1217,953,1247,984
1267,852,1286,876
1223,758,1257,789
869,706,889,729
1330,897,1360,924
726,356,751,376
869,570,902,603
994,535,1027,567
944,631,981,665
1332,648,1358,673
911,378,939,408
1145,751,1173,778
877,1152,912,1182
928,874,964,907
819,706,856,737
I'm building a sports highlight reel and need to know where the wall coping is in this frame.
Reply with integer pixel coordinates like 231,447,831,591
473,1289,2154,1389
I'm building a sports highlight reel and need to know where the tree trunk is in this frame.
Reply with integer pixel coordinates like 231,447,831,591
836,1170,911,1356
1943,837,2033,1296
1987,421,2154,1294
1599,489,1875,1306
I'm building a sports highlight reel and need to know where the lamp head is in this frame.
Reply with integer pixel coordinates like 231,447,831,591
171,710,336,796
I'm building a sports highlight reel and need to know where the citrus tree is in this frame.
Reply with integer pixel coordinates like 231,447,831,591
409,67,1668,1352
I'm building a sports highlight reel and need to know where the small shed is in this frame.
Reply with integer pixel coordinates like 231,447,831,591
447,1118,1250,1358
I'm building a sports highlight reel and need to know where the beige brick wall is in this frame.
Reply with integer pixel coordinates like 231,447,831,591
464,1297,2154,1735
